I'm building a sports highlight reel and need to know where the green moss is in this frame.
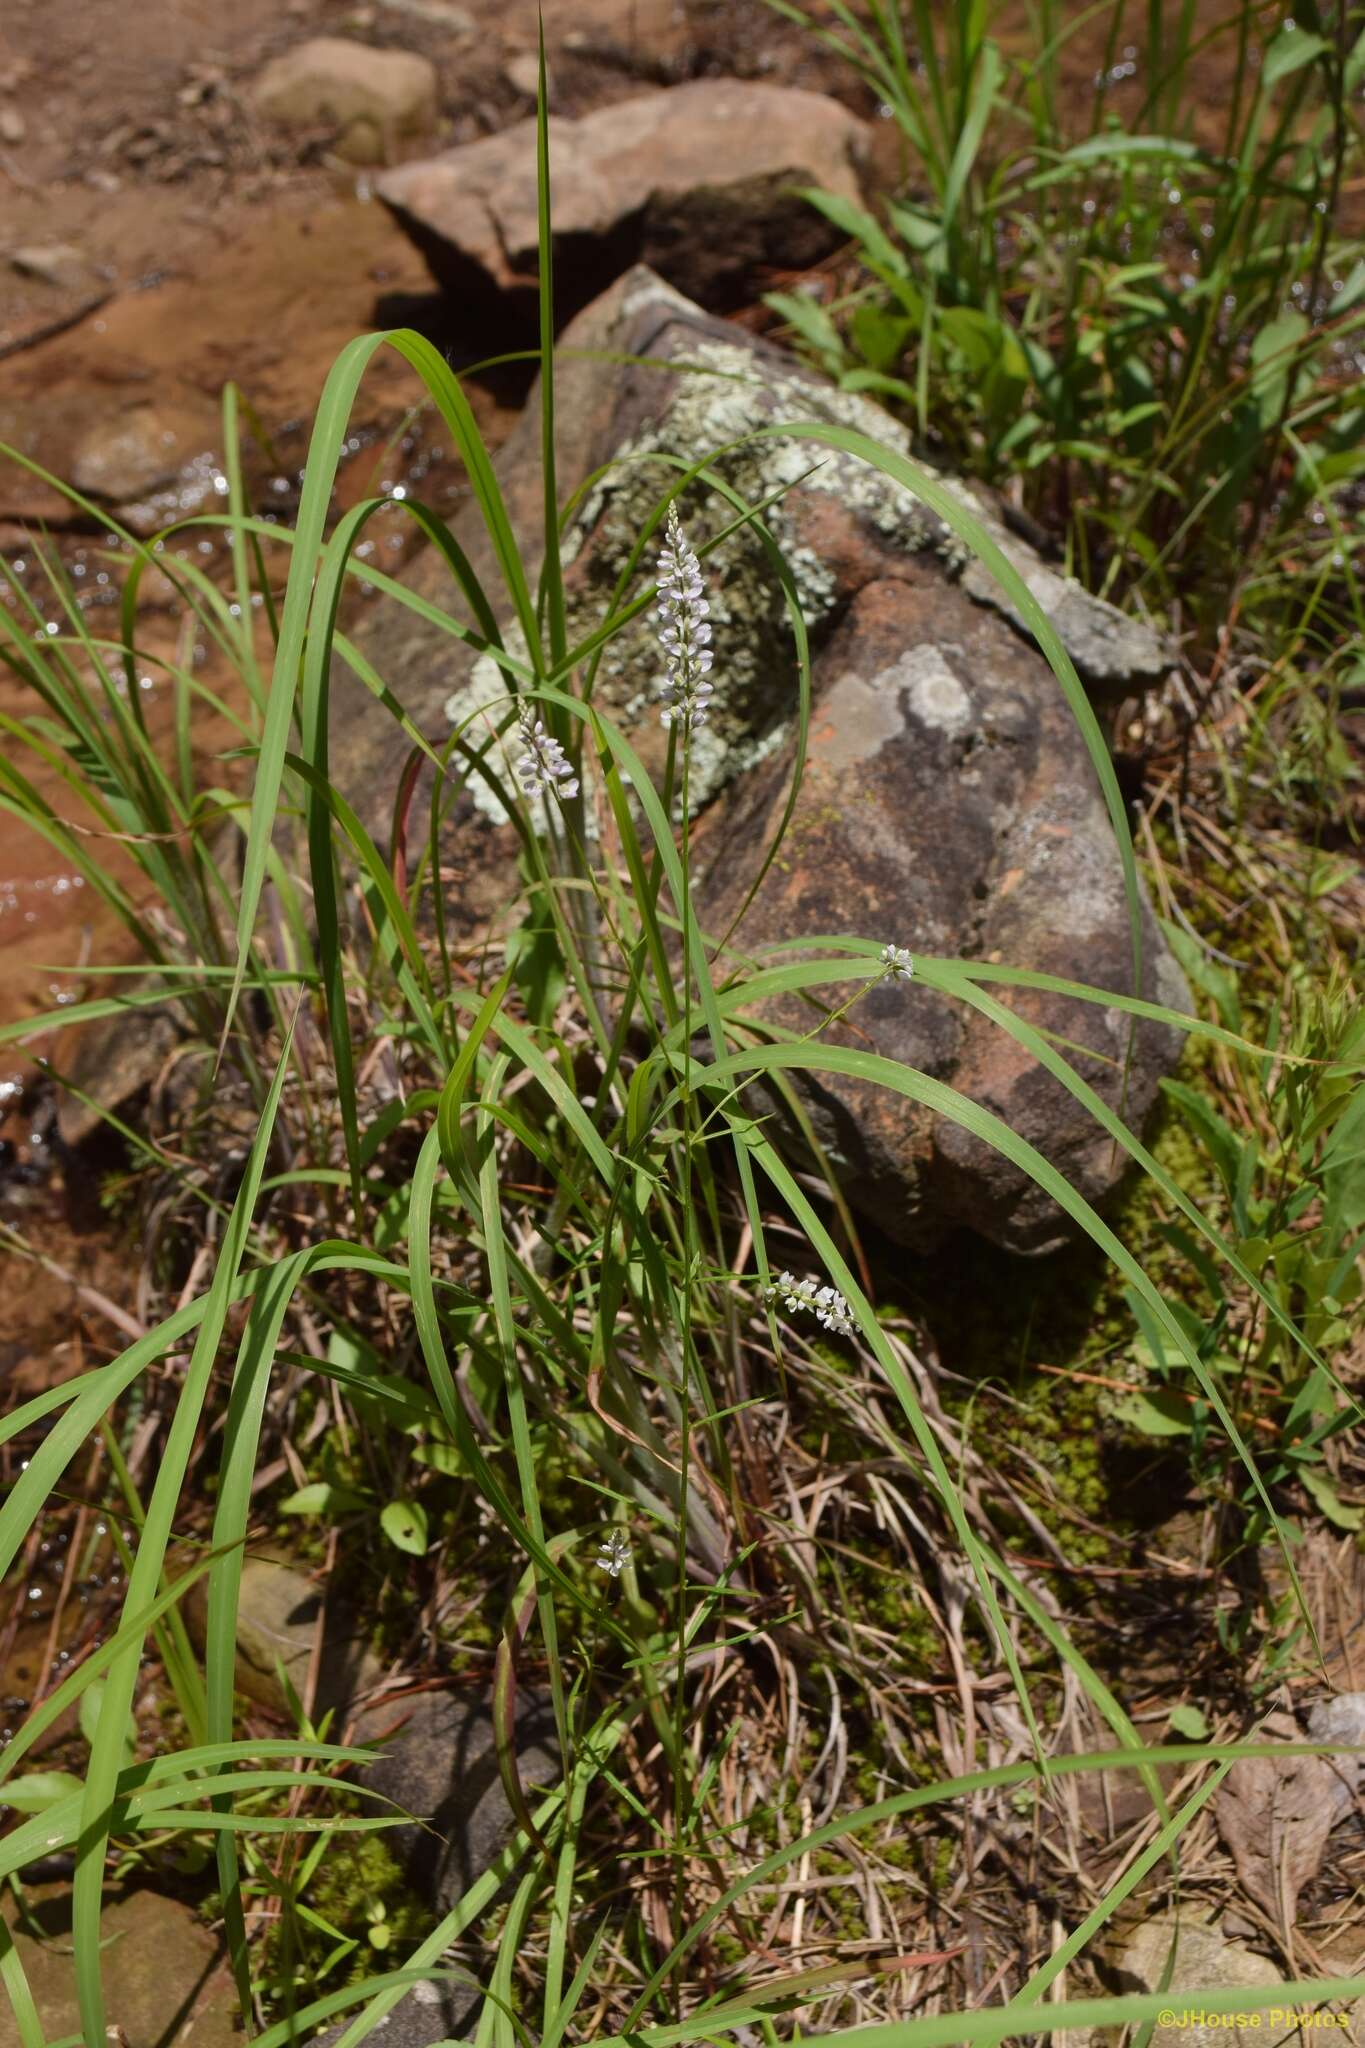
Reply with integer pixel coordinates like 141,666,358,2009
239,1831,434,2005
710,1930,747,1969
855,1050,1238,1569
308,1834,433,1973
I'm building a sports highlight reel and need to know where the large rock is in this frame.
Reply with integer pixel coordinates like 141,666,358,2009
692,576,1183,1252
375,80,872,329
0,1886,237,2048
252,37,438,166
310,1689,561,2048
332,267,1182,1253
354,1686,558,1914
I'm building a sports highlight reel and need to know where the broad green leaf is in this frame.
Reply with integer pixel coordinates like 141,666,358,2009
886,199,945,252
762,289,844,363
793,185,907,277
280,1481,368,1517
1052,133,1202,168
1321,1083,1365,1245
380,1500,430,1555
1160,1077,1247,1203
1,1770,83,1813
411,1437,468,1478
849,303,914,373
1249,309,1310,426
1262,24,1330,87
1298,1464,1363,1531
1112,1388,1194,1438
1158,918,1242,1032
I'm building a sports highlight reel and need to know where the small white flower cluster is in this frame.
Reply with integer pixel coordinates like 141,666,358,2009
765,1269,855,1337
595,1527,631,1578
880,944,914,981
656,502,715,734
514,700,579,802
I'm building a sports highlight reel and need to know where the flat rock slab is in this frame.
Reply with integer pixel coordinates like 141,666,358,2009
0,1886,237,2048
334,266,1181,1252
376,79,871,328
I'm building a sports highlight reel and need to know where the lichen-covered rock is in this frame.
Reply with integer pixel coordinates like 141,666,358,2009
961,538,1169,700
375,80,872,328
335,266,1166,806
333,266,1183,1252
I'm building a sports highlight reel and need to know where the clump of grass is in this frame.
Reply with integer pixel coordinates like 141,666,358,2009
0,34,1362,2048
763,0,1365,646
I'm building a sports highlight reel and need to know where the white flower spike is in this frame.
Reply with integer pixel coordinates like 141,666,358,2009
764,1269,856,1338
880,944,914,982
595,1528,632,1578
514,700,579,802
656,502,715,735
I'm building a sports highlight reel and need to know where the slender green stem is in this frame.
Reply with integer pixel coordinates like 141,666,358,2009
670,733,694,1994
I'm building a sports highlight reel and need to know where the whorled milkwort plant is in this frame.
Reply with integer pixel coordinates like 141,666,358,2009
515,698,580,802
3,56,1363,2048
655,501,715,734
